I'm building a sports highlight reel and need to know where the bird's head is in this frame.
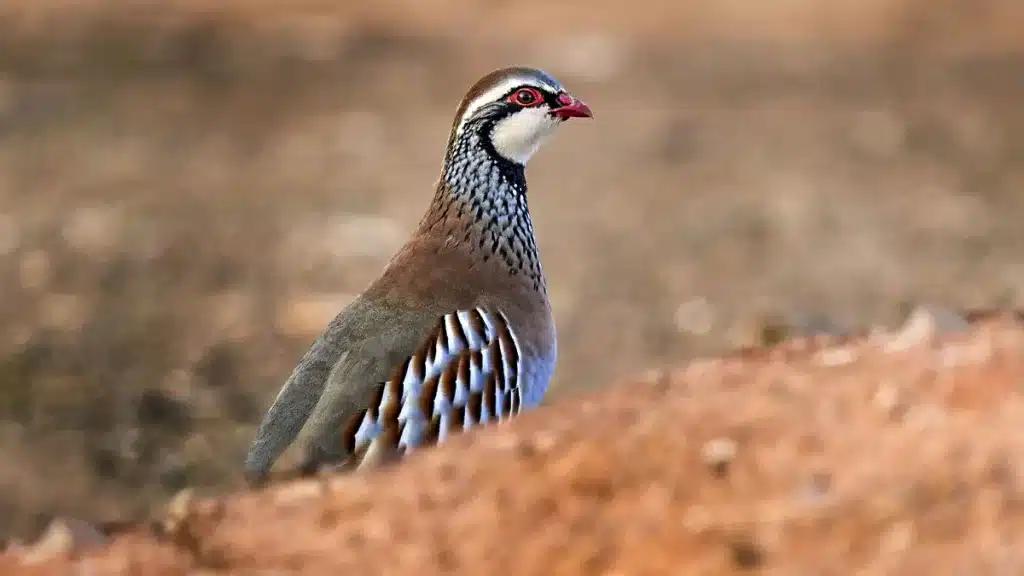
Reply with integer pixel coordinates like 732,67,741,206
448,67,592,166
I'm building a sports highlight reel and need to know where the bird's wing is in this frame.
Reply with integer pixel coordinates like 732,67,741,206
244,296,437,484
304,306,525,473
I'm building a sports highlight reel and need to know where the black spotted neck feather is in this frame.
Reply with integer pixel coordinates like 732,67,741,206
424,126,546,294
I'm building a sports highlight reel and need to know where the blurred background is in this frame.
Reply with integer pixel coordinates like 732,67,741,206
1,0,1023,542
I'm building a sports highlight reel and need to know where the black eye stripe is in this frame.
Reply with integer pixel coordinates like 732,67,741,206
463,84,561,129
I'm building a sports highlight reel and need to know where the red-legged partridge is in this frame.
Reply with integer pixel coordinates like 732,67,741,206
245,66,592,485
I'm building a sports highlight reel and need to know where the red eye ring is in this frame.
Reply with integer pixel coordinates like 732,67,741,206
508,87,543,107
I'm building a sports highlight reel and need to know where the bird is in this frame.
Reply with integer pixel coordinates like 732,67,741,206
243,67,592,485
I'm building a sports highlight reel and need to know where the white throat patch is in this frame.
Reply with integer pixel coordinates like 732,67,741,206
452,72,565,166
489,107,562,165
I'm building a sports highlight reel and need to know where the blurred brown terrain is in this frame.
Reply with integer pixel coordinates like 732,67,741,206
2,0,1024,545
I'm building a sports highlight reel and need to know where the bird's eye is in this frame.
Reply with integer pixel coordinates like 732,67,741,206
509,87,542,107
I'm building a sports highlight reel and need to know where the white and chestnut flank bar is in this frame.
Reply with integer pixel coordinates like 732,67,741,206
244,67,593,484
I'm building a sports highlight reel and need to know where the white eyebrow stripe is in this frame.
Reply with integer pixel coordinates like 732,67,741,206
455,75,560,136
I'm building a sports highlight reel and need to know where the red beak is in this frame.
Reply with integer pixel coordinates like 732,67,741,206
550,97,593,119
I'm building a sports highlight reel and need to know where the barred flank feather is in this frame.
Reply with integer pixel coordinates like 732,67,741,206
341,307,523,469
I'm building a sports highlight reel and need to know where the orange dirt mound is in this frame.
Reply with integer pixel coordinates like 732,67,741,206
6,311,1024,575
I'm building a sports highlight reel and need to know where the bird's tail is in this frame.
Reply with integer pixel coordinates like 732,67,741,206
243,346,344,485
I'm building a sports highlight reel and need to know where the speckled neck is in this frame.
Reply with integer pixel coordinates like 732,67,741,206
423,128,546,294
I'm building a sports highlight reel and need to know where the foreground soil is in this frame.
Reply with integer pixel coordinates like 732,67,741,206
5,310,1024,574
